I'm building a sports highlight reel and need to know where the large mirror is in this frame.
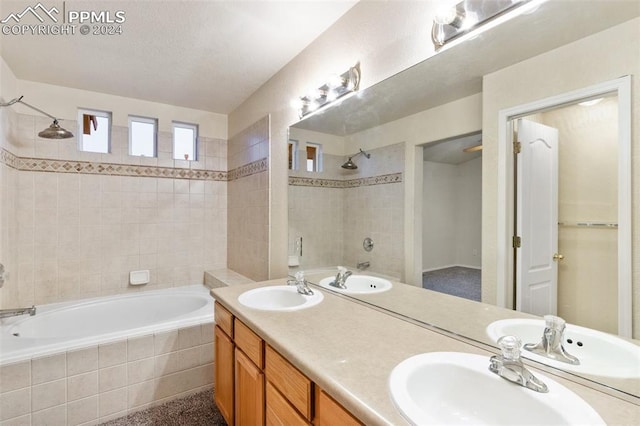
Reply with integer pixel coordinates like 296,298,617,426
288,0,639,399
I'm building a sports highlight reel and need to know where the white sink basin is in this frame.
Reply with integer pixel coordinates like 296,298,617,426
486,319,640,378
318,275,392,294
389,352,604,425
238,286,323,311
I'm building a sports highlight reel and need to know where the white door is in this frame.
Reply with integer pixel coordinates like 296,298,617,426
516,119,559,316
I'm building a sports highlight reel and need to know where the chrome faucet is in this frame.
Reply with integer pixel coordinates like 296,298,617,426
330,266,352,289
0,305,36,319
356,261,370,271
524,315,580,365
489,335,549,393
288,271,314,296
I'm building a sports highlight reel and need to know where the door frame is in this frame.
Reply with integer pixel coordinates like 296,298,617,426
496,76,632,337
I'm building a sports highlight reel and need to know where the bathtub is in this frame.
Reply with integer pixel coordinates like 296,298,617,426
0,284,214,365
0,285,216,424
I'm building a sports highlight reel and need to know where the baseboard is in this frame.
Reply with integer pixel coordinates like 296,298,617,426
422,264,481,274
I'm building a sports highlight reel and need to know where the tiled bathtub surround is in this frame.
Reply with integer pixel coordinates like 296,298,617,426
288,143,404,278
0,322,214,425
227,116,270,282
0,110,228,308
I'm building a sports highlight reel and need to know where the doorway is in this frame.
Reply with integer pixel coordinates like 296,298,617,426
497,76,631,337
421,133,482,301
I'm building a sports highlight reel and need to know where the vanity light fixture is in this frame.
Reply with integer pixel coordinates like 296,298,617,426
431,0,542,49
0,95,74,139
294,64,360,118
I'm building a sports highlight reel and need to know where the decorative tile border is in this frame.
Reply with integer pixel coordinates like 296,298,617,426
227,158,269,181
1,148,228,181
289,172,402,188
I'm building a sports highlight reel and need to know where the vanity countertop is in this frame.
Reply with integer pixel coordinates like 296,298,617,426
211,279,639,425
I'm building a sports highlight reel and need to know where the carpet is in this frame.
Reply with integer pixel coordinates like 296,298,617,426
422,266,481,302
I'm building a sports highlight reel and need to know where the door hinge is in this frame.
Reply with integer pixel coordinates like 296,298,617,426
513,141,522,154
512,236,521,248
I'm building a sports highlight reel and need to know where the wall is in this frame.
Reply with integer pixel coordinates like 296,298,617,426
482,18,640,336
0,58,229,307
423,157,482,271
227,116,269,281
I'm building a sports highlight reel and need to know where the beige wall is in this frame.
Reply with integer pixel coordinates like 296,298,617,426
482,18,640,336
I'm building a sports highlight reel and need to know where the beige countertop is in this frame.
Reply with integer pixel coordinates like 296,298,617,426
211,279,639,425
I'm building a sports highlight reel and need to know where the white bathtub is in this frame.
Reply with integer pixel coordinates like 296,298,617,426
0,285,214,366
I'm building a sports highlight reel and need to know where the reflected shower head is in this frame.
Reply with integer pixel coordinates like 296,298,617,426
341,148,371,169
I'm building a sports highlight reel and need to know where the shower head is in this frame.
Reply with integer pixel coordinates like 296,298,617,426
0,96,74,139
341,148,371,169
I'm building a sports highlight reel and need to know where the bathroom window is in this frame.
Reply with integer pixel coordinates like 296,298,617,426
306,142,322,172
129,115,157,157
172,121,198,161
77,108,111,153
288,139,299,170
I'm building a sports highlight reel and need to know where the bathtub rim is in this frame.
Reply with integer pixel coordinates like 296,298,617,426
0,284,215,366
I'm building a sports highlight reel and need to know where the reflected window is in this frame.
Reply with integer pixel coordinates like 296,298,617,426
173,121,198,161
288,139,299,170
306,142,322,172
77,108,111,153
129,116,157,157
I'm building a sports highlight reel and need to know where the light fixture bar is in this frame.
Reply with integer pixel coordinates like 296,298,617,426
432,0,534,49
296,64,360,118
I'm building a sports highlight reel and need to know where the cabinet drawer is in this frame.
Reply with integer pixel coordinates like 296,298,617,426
214,302,233,337
266,381,310,426
234,319,264,368
265,345,313,421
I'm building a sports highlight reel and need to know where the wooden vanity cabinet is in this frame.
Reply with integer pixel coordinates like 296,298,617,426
214,302,234,425
213,301,362,426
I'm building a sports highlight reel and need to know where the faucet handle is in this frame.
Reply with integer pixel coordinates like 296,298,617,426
337,266,347,274
295,271,305,282
497,335,522,361
543,315,566,331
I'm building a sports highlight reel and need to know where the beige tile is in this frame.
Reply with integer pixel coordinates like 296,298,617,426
98,341,126,369
127,358,155,385
31,354,66,385
0,413,31,426
154,352,179,378
30,405,66,426
200,343,214,365
127,335,153,361
68,371,98,402
0,362,31,394
98,388,127,417
67,396,98,426
67,347,98,376
177,347,201,371
153,330,178,355
200,323,214,344
31,378,65,412
0,388,31,421
98,364,126,393
178,325,202,349
127,380,156,409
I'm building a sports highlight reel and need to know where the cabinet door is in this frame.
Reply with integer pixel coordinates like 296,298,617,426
266,381,309,426
315,389,363,426
235,348,265,425
215,326,234,425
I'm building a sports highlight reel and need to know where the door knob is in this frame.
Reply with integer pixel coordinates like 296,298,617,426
553,253,564,261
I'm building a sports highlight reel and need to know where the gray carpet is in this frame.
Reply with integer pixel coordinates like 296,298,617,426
100,388,227,426
422,266,481,302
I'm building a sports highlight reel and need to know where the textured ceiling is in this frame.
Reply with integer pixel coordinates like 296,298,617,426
0,0,358,113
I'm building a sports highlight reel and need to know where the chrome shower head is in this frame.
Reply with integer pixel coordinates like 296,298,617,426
341,148,370,169
0,96,74,139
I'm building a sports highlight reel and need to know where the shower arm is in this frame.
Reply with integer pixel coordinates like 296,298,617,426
350,149,371,161
1,96,60,122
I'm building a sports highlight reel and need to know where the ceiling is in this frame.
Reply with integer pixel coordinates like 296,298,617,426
423,133,482,165
0,0,358,114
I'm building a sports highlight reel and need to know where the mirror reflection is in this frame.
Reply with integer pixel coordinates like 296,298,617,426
288,0,639,399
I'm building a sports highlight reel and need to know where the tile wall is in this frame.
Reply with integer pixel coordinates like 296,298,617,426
0,110,228,308
227,116,270,281
288,143,404,279
0,322,214,425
